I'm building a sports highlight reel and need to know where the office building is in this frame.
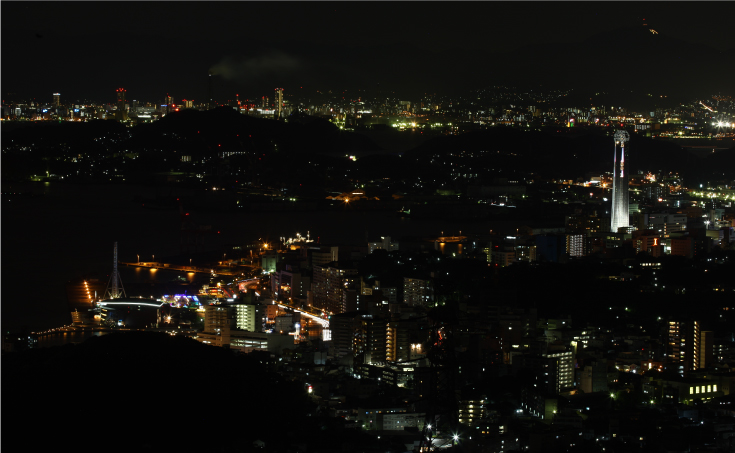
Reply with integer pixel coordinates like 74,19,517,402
115,88,127,121
310,246,338,268
368,236,399,254
644,213,687,237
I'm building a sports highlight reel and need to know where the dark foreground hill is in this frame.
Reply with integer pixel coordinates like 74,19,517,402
2,332,378,453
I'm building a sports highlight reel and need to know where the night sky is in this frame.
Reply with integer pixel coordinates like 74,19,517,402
3,2,735,103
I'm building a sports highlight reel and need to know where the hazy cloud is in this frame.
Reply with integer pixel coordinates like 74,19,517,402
209,51,301,81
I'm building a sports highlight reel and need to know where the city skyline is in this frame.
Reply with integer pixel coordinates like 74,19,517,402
3,5,735,453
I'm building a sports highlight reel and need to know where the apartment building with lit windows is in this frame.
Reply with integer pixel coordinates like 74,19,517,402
403,277,433,307
666,320,712,376
459,396,487,427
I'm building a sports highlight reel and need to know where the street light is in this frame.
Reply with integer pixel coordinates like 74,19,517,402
137,254,140,263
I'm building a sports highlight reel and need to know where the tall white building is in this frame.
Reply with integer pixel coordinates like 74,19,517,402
611,130,630,233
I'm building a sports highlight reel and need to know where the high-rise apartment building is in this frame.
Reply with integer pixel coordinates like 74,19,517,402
610,130,630,233
330,311,362,358
520,348,574,395
275,88,283,119
311,262,358,314
234,304,258,332
667,320,703,376
53,93,60,107
565,233,586,257
355,315,387,365
386,320,412,363
403,277,433,307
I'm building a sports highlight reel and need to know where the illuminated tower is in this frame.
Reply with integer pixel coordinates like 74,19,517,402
208,73,213,109
104,242,126,299
275,88,284,119
115,88,127,121
53,93,60,107
611,130,630,233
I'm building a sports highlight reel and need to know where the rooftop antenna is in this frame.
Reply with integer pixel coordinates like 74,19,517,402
105,242,126,299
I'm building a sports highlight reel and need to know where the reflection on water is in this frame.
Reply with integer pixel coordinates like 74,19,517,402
35,331,108,349
117,266,208,299
126,266,200,284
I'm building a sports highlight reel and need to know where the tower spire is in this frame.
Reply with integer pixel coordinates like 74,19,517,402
105,242,126,299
